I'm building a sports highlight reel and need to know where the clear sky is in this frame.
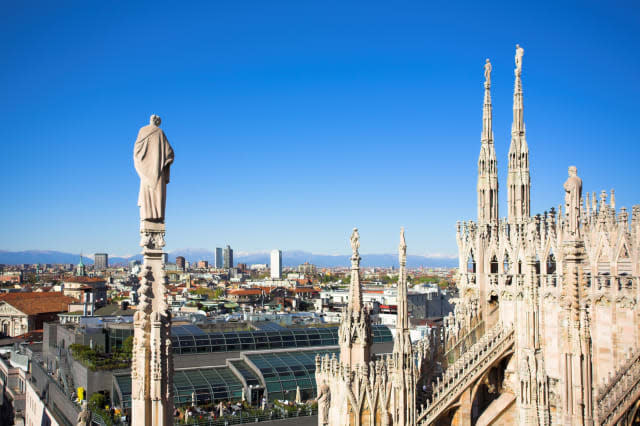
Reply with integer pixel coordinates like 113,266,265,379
1,1,639,257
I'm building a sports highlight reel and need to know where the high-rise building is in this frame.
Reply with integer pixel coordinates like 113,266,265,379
215,247,223,268
94,253,109,270
197,260,208,269
270,250,282,279
162,253,168,264
175,256,186,270
223,245,233,269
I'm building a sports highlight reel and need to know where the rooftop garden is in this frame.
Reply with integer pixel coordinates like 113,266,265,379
69,336,132,371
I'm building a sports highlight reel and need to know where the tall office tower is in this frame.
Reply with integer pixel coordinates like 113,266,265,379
270,249,282,279
162,253,168,264
215,247,223,268
94,253,109,270
175,256,186,270
223,245,233,269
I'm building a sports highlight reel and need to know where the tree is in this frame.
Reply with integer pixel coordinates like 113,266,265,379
121,336,133,358
89,392,107,410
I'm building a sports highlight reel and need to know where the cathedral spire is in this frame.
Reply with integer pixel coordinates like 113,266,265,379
482,58,493,143
507,44,531,223
338,228,371,366
348,227,363,312
392,228,415,426
396,227,409,333
478,58,499,224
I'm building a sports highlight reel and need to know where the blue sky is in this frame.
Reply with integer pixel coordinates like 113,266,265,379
1,1,639,257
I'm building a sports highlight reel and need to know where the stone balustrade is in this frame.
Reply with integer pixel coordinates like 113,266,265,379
595,348,640,425
417,322,515,425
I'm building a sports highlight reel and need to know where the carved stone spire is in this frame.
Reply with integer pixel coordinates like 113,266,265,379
393,227,415,426
395,227,409,333
508,44,531,223
478,58,499,224
348,227,363,313
339,228,371,366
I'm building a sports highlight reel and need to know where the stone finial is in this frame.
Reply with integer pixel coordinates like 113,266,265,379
611,189,616,210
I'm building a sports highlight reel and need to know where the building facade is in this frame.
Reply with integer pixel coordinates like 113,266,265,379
175,256,186,270
271,249,282,279
94,253,109,270
224,245,234,269
215,247,223,268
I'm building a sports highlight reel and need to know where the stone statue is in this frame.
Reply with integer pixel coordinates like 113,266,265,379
350,228,360,256
515,44,524,76
484,59,492,86
563,166,582,238
399,227,407,261
76,401,91,426
134,115,175,223
317,384,330,426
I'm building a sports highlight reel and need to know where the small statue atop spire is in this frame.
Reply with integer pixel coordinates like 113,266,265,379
563,166,582,238
399,227,407,263
515,44,524,77
484,58,492,87
350,228,360,258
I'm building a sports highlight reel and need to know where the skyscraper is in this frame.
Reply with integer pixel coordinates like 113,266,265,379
223,245,233,269
215,247,223,268
94,253,108,270
175,256,185,270
270,249,282,279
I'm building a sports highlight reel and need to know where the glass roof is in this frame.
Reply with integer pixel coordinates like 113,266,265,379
171,324,392,354
229,360,261,387
115,366,244,409
245,349,338,402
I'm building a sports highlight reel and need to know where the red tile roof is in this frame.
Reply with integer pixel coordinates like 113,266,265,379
63,277,106,284
0,292,76,315
227,289,262,296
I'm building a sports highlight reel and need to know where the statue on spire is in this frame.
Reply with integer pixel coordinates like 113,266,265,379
399,227,407,263
484,58,492,87
563,166,582,238
515,44,524,77
350,228,360,258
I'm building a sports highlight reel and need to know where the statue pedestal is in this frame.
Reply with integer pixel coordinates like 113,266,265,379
132,220,174,426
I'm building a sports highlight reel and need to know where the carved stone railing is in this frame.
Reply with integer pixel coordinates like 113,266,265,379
417,322,515,425
443,320,485,366
595,349,640,425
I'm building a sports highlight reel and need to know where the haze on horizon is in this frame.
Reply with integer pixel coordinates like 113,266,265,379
1,1,639,256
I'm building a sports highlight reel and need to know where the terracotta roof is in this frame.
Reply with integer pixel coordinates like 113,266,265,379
63,276,106,284
227,289,262,296
0,292,76,315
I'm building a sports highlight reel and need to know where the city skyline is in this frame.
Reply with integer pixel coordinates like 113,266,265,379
2,2,640,256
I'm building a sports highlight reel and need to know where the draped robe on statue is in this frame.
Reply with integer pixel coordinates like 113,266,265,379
564,173,582,238
134,124,174,222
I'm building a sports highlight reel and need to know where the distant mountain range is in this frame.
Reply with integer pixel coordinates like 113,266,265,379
0,249,457,268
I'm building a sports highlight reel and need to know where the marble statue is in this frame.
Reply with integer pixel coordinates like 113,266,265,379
76,401,91,426
484,59,492,86
563,166,582,237
134,115,175,223
350,228,360,256
515,44,524,76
